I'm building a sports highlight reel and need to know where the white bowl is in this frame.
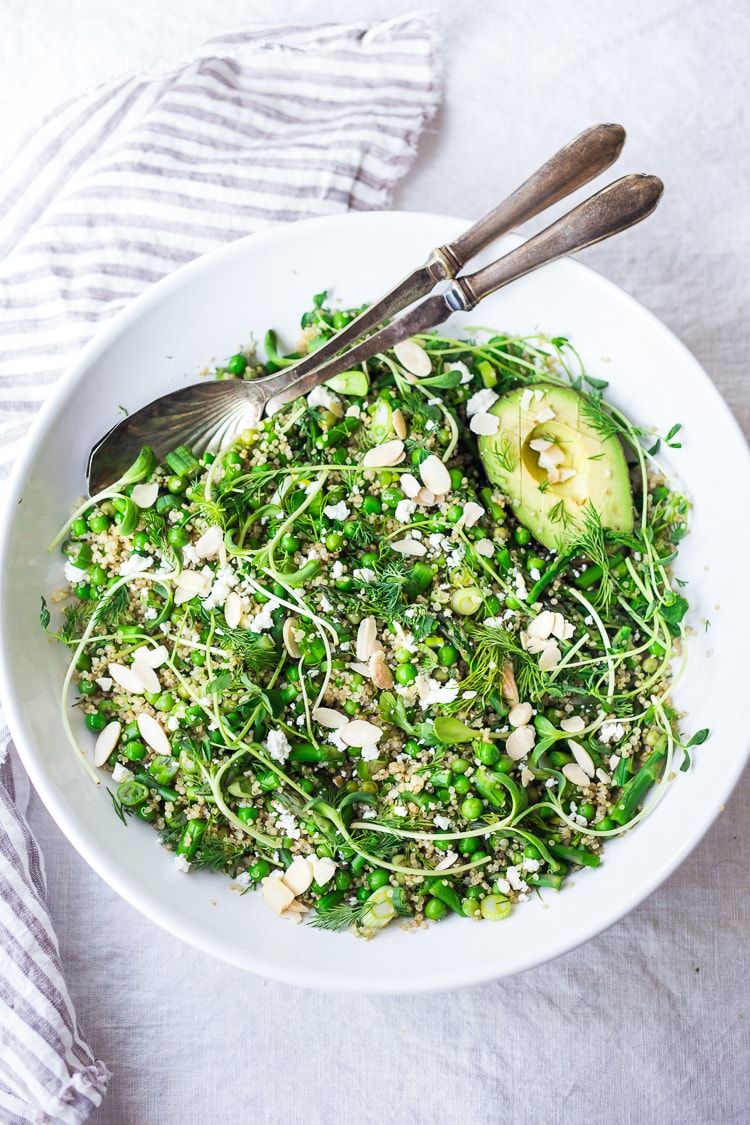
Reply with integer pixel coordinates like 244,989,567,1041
1,211,749,992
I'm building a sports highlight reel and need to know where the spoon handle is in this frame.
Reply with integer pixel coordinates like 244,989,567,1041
456,173,664,308
438,123,626,273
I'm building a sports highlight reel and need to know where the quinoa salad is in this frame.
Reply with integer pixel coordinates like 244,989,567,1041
43,294,707,936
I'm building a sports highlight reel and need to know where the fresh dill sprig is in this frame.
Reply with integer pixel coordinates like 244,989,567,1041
189,835,251,877
106,787,132,826
60,600,94,644
92,584,131,629
307,899,372,933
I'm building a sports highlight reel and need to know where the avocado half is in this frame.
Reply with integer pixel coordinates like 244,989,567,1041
477,383,634,551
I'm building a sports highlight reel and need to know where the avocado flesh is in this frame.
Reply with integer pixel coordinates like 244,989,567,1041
477,383,634,552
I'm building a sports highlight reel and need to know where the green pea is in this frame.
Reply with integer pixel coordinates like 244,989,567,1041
75,583,92,601
325,531,344,551
85,712,106,733
424,897,448,921
76,652,92,672
236,806,259,825
121,739,147,762
446,505,463,523
183,704,205,727
465,884,484,900
410,449,429,466
334,870,353,891
227,353,247,376
395,663,417,685
458,836,480,855
359,551,379,568
528,555,545,572
475,742,499,766
523,844,542,860
88,514,110,533
71,518,89,539
122,721,140,741
461,797,484,820
78,679,97,697
597,817,616,832
168,526,190,548
449,468,464,489
453,775,471,796
343,699,358,717
88,565,107,587
403,739,421,758
452,758,470,775
548,750,571,768
437,643,459,668
433,837,453,852
250,860,271,882
280,533,300,554
356,886,371,903
189,649,206,667
578,802,596,821
131,531,150,554
362,496,382,515
154,692,174,713
380,487,402,508
167,474,185,494
368,870,390,891
513,526,531,546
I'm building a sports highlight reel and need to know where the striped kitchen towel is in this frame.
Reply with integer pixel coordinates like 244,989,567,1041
0,14,441,1122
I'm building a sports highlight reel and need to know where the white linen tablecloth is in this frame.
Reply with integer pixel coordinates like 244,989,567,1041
2,1,748,1123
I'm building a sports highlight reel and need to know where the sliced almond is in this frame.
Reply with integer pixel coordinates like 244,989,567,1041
558,468,577,483
362,440,405,468
108,662,147,695
311,857,337,886
529,438,552,453
283,617,302,659
560,715,586,733
195,525,223,559
131,481,158,509
527,611,554,639
506,724,536,760
93,721,121,767
261,876,296,916
469,413,500,436
131,661,161,695
391,538,427,556
392,408,407,439
538,445,565,469
562,762,591,788
137,712,172,756
419,454,451,497
596,768,612,785
393,339,432,377
462,501,484,528
399,473,421,499
338,720,383,748
348,661,372,678
415,488,438,507
281,857,314,896
312,706,348,729
501,662,520,705
539,643,562,671
475,539,495,558
175,569,212,596
132,644,169,669
534,406,556,424
356,616,378,662
370,650,394,689
508,702,533,727
568,739,596,779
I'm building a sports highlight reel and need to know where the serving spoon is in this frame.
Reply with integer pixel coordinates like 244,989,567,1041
87,126,663,493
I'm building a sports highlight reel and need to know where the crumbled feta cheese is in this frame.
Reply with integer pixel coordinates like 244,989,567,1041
331,561,345,580
433,815,451,830
202,565,239,611
475,538,495,558
96,676,113,692
266,728,291,764
599,721,625,744
495,877,511,895
174,854,191,873
521,857,541,872
118,554,154,578
394,498,416,523
234,871,252,888
181,544,200,566
250,599,279,634
327,730,347,753
353,567,377,582
111,763,132,784
64,561,89,584
275,807,301,840
392,804,408,817
307,385,340,411
166,715,181,731
505,866,527,892
319,594,333,613
324,500,350,521
466,387,500,417
360,807,377,820
417,677,460,708
360,743,380,761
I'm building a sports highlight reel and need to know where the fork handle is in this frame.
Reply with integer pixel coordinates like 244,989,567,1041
454,173,664,308
434,123,627,276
